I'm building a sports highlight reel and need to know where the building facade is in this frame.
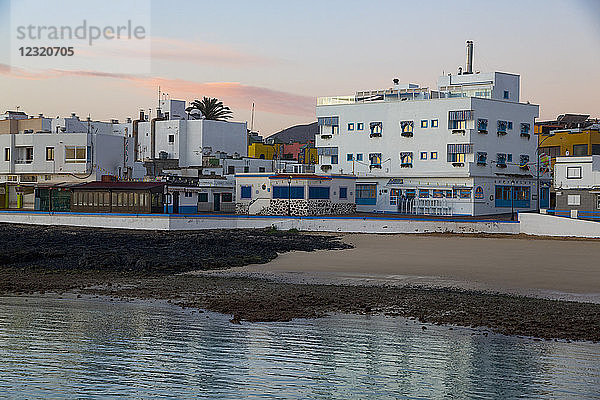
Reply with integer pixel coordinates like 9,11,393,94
235,173,356,216
553,156,600,219
315,47,545,216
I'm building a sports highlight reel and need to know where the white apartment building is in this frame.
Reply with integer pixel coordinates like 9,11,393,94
315,42,546,216
136,99,248,168
0,113,144,208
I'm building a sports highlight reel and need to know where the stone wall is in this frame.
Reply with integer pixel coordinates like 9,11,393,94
236,199,355,216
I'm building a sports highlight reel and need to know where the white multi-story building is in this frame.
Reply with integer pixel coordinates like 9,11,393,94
315,42,546,216
136,99,247,168
0,113,144,209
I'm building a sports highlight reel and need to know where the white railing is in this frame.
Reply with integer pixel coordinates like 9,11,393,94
398,198,453,216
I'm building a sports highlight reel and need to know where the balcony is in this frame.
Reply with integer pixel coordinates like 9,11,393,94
370,164,382,169
14,159,33,165
478,129,488,134
496,162,507,168
520,132,530,139
497,130,507,136
320,165,332,172
400,163,413,168
320,133,332,139
452,162,465,167
401,131,413,138
369,132,382,138
452,129,466,134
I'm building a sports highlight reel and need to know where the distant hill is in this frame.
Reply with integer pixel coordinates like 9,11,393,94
267,122,318,144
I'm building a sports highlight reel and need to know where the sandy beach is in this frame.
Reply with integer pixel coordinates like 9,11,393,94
232,234,600,300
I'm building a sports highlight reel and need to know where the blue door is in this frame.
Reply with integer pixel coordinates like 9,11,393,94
540,187,550,209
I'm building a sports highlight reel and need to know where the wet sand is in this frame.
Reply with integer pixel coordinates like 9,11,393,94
233,234,600,300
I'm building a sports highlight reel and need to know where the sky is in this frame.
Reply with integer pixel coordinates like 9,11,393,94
0,0,599,136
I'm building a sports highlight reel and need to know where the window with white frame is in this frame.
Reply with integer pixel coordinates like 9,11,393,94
566,166,582,179
65,146,88,163
567,194,581,206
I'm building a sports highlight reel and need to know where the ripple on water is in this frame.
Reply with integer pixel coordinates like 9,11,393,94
0,295,598,399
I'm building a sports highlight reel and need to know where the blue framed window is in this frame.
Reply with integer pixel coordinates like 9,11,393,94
347,154,353,161
504,90,509,99
356,153,363,161
273,186,304,199
419,189,429,198
339,187,348,199
431,119,438,128
240,185,252,199
348,123,354,131
421,120,428,128
431,152,438,160
495,185,530,208
356,184,377,205
331,155,338,164
420,152,427,160
507,121,513,130
309,186,330,199
507,154,512,162
357,122,364,131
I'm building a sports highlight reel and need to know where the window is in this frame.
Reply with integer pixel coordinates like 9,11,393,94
390,188,400,205
348,123,354,131
45,147,54,161
495,185,530,208
477,152,487,165
447,143,472,164
507,121,513,130
448,110,472,131
420,152,427,160
356,184,377,205
309,186,330,199
596,194,600,210
258,167,266,172
496,153,507,167
421,120,428,128
273,186,304,199
568,194,581,206
431,119,438,128
222,193,233,202
332,125,339,134
369,153,382,168
419,189,429,198
459,189,471,199
477,118,488,133
347,154,354,161
4,148,9,161
400,152,413,167
539,146,561,158
168,134,174,143
573,144,588,156
331,155,338,164
520,123,531,136
567,166,582,179
474,186,484,199
450,120,466,130
519,155,530,169
593,144,600,155
357,122,364,131
243,166,249,173
507,154,512,163
184,192,192,198
351,153,361,162
198,193,208,202
227,166,235,175
497,120,508,135
339,187,348,199
370,122,383,137
504,90,509,99
433,190,445,198
400,121,414,136
431,152,438,160
65,146,87,163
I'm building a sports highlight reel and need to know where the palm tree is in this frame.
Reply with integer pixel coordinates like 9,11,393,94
185,97,233,121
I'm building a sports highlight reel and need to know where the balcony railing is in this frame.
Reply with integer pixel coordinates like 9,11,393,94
14,159,33,164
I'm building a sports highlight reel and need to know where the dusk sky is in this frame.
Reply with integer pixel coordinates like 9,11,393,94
1,0,599,135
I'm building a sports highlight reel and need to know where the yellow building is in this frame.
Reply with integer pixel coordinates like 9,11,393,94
248,142,283,160
538,126,600,160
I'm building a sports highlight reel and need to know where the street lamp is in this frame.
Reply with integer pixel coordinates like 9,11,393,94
536,133,555,212
287,176,292,216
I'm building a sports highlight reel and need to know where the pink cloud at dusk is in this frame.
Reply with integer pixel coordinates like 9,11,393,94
0,64,315,117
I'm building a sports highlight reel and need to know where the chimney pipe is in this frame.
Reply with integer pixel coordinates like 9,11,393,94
466,40,474,74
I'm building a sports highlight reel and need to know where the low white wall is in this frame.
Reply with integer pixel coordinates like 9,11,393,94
0,212,170,230
0,211,520,234
519,213,600,238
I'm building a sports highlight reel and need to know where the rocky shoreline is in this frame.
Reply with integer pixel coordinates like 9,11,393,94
1,223,599,342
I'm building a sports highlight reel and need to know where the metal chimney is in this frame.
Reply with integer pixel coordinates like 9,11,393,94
466,40,474,74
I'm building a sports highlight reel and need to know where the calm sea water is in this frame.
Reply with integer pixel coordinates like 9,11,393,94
0,295,598,399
